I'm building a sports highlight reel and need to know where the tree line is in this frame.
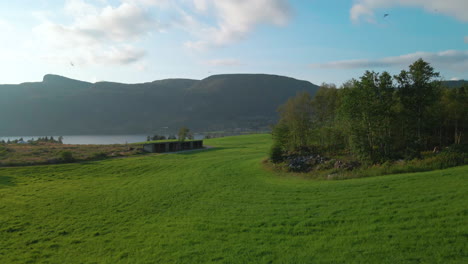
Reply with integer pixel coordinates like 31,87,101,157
271,59,467,166
146,127,193,142
1,136,64,145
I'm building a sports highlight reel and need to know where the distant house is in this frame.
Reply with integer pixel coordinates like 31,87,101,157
143,140,203,153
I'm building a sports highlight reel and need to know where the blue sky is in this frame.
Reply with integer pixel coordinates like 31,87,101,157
0,0,467,85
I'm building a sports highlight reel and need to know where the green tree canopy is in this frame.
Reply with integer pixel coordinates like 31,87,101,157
276,92,315,153
178,127,190,142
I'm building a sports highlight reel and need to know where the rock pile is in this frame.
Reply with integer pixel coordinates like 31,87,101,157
286,154,329,172
285,154,361,173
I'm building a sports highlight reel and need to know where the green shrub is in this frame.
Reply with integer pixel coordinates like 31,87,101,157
90,152,108,160
0,146,8,158
443,143,468,154
59,151,74,162
269,144,284,163
320,148,468,180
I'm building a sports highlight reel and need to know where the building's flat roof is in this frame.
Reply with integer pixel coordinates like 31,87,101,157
143,140,203,145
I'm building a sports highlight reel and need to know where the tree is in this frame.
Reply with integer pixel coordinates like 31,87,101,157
178,127,190,142
313,83,339,125
60,151,74,162
311,83,343,150
339,71,397,162
275,92,315,153
395,59,441,154
441,86,468,145
270,121,290,162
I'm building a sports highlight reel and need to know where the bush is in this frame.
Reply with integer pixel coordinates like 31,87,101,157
269,144,284,163
443,143,468,154
435,152,467,168
90,152,108,160
0,146,8,157
59,151,74,162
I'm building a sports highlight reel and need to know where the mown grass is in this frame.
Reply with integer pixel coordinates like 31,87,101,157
0,134,467,263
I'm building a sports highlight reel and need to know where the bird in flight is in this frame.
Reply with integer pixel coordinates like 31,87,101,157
70,62,74,67
384,14,389,18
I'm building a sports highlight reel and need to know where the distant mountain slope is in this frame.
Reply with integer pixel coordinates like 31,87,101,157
0,74,318,135
185,74,319,130
441,80,468,88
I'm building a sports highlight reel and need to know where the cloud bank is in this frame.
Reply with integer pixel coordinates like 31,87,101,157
311,50,468,72
33,0,293,65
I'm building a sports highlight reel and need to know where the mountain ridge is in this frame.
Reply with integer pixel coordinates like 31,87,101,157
0,73,319,135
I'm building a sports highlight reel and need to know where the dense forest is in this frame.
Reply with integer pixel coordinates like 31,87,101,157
270,59,467,176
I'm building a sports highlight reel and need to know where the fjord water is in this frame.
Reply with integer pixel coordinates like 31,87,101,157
0,134,204,144
0,135,149,144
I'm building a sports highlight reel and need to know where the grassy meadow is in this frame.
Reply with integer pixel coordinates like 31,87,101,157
0,134,467,263
0,143,144,167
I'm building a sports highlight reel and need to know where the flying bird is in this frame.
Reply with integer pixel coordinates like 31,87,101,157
70,62,74,67
383,14,389,18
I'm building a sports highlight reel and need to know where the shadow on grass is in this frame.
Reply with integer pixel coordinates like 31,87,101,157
0,176,16,186
175,147,226,155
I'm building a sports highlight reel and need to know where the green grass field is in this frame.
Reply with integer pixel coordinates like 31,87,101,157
0,134,467,263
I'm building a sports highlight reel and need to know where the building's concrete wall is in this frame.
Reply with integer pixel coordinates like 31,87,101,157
143,144,155,153
143,140,203,153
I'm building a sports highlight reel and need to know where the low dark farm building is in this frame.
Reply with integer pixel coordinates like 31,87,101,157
143,140,203,153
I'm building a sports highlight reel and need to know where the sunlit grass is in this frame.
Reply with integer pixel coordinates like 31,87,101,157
0,134,466,263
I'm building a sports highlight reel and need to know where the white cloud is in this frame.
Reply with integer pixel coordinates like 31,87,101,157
58,1,160,43
34,0,164,65
91,45,146,64
185,0,292,50
33,0,293,65
351,0,468,23
204,58,242,67
311,49,468,72
122,0,173,8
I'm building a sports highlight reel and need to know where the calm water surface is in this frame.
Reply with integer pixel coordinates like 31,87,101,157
0,134,205,145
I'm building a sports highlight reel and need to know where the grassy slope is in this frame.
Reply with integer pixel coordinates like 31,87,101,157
0,134,466,263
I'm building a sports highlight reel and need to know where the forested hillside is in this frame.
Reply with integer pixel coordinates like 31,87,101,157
0,74,318,135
